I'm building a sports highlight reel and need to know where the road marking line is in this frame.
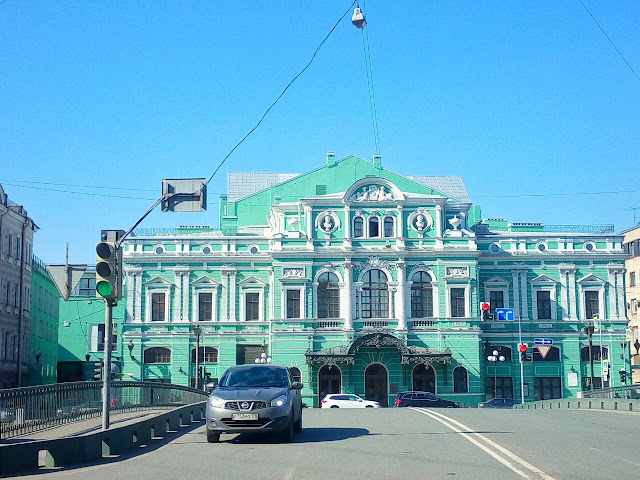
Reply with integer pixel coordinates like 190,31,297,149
412,408,556,480
410,407,531,478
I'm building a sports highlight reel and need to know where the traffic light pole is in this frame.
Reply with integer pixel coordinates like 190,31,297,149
102,298,114,431
518,314,525,404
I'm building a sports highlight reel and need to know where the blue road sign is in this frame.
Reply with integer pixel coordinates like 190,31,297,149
494,308,515,321
534,338,553,345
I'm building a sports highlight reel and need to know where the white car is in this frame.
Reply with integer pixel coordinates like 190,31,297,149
321,394,381,408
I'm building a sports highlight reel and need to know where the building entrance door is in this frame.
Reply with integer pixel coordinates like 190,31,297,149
365,363,388,407
318,365,341,399
413,364,435,393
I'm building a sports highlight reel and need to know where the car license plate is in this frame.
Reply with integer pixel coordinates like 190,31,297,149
232,413,258,421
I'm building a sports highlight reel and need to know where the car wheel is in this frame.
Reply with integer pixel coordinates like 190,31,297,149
294,412,302,433
330,405,339,408
280,413,294,443
365,405,373,408
206,429,220,443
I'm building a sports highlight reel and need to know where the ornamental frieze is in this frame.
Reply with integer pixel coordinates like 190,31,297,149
349,185,396,202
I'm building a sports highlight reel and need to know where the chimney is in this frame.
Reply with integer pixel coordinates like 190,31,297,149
373,153,382,169
326,152,336,166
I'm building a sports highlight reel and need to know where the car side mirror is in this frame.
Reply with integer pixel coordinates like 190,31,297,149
291,382,303,390
205,381,218,393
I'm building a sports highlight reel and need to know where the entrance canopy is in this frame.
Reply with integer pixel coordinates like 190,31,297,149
305,333,452,366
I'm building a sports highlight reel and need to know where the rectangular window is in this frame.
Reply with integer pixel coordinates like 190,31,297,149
246,292,260,321
584,291,599,319
198,293,213,321
450,288,465,317
489,290,504,311
78,277,96,297
631,272,636,287
236,344,263,364
534,377,562,400
286,290,301,319
353,218,364,238
151,293,165,321
536,291,552,319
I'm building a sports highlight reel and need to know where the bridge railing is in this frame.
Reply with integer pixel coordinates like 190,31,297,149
581,385,640,399
0,381,208,440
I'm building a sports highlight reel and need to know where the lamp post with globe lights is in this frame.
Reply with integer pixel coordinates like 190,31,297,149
487,349,506,399
254,341,272,364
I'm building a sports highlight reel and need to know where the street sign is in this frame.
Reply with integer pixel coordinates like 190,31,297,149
534,338,553,345
536,345,552,358
602,359,609,378
47,264,88,301
494,308,515,321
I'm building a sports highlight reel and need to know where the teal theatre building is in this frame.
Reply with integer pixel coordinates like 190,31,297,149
119,154,628,406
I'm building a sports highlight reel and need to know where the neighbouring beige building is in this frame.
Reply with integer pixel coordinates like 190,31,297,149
623,224,640,384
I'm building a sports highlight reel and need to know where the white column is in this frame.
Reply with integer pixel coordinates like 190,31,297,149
607,271,617,320
435,204,443,237
173,272,183,322
229,272,237,320
511,271,520,318
125,269,136,323
304,206,313,237
343,263,354,330
221,272,229,320
568,271,577,320
616,272,626,319
268,267,275,321
134,272,142,322
396,263,407,330
397,206,404,237
559,270,569,320
520,271,528,321
182,272,189,321
344,206,351,238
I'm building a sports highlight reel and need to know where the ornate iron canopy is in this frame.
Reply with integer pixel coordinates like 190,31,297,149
305,333,452,366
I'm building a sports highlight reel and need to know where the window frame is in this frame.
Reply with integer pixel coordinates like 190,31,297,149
410,271,433,318
361,269,389,319
453,366,469,393
244,291,261,321
449,287,466,318
144,347,171,364
150,292,168,322
286,288,302,319
383,216,395,237
317,272,340,319
353,216,364,238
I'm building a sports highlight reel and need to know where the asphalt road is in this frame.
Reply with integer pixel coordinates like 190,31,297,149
20,407,640,480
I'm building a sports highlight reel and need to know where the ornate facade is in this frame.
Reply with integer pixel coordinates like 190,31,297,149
120,154,629,406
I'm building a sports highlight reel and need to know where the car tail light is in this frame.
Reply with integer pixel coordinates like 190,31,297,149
395,399,401,406
321,399,327,403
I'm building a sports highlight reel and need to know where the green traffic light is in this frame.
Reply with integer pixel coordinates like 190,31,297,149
96,280,113,297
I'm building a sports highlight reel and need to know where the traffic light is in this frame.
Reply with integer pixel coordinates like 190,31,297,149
481,302,493,321
518,343,528,362
619,369,627,384
95,241,123,301
93,361,103,380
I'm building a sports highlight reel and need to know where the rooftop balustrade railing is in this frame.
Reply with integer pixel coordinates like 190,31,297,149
0,381,208,440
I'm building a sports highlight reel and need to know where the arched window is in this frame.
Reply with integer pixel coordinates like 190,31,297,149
533,346,560,362
410,271,433,318
191,346,218,364
289,366,302,383
413,364,436,393
453,366,468,393
362,269,389,318
353,217,364,238
369,217,380,237
317,272,340,318
580,346,608,362
144,347,171,364
384,216,394,237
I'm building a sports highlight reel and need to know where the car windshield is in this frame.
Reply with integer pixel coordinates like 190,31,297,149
218,366,289,388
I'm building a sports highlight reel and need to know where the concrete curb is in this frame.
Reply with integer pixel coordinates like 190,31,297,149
514,398,640,413
0,402,206,476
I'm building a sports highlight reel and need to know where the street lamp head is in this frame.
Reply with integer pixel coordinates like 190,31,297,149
487,355,495,362
254,358,260,364
499,355,506,362
261,352,267,359
267,357,272,364
193,325,202,336
127,340,134,354
492,350,499,356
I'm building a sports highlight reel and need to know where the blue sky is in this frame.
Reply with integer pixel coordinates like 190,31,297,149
1,1,638,265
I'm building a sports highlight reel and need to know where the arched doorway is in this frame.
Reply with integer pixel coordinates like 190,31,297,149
318,365,341,400
413,364,435,393
365,363,389,406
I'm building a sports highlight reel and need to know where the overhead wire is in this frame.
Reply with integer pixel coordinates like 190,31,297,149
360,0,381,154
578,0,640,85
203,0,358,186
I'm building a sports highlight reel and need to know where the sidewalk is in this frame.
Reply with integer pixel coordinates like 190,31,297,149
1,408,174,443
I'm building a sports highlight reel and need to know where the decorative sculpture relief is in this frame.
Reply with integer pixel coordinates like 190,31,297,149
408,209,434,234
283,268,305,277
446,267,468,276
349,185,396,202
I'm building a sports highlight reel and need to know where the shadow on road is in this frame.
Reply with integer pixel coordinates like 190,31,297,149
227,427,370,444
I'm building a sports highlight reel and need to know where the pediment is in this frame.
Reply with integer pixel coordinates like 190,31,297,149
484,275,509,285
577,274,605,284
191,276,220,287
238,275,267,286
530,274,558,285
144,276,173,287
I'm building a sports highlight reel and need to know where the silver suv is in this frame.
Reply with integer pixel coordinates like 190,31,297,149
205,364,303,443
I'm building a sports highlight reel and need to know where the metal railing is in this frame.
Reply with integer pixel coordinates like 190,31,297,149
581,385,640,399
0,381,208,440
